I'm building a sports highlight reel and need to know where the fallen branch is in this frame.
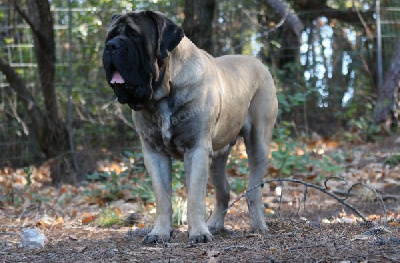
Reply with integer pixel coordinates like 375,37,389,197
224,177,388,222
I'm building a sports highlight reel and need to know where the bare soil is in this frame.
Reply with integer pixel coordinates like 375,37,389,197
1,138,400,262
1,197,399,262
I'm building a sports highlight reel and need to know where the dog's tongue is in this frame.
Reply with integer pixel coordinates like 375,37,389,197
111,71,125,84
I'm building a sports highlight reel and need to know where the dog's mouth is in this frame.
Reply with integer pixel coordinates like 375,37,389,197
109,70,149,111
110,71,125,84
110,70,136,98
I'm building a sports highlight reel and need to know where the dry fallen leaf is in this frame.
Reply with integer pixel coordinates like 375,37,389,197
137,222,146,228
69,235,78,241
265,208,275,215
388,221,400,227
73,246,87,253
113,208,122,216
81,213,97,224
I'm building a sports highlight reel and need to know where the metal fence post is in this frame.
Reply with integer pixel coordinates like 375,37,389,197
376,0,383,90
68,0,80,179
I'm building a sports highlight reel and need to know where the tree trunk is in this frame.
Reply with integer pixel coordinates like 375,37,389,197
3,0,71,183
327,27,351,127
182,0,216,55
374,35,400,130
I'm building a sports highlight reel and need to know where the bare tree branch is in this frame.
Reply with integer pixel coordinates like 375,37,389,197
13,0,43,39
0,55,44,139
316,7,374,25
262,0,304,37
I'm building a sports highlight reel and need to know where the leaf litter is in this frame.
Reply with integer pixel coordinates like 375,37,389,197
0,136,399,261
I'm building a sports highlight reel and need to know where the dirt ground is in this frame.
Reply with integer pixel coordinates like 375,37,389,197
1,196,400,262
1,137,400,262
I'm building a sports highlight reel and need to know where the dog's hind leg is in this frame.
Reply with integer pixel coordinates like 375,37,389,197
207,147,232,233
242,86,277,233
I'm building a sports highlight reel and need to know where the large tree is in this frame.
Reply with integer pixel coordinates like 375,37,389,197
182,0,216,55
0,0,70,183
374,35,400,130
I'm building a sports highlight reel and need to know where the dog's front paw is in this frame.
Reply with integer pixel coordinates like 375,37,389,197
189,232,214,243
249,224,268,234
142,233,171,244
142,228,172,244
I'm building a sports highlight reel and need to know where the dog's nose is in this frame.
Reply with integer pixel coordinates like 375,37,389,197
105,42,117,51
105,38,122,51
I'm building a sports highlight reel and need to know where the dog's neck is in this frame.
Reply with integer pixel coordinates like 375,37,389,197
151,57,170,101
168,37,207,88
151,37,206,102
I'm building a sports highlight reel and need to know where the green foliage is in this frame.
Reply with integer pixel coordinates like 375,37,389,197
272,125,308,176
230,178,247,195
345,117,382,142
85,170,130,201
172,196,187,226
131,175,154,203
83,151,152,203
277,92,307,114
385,155,400,167
119,151,186,203
95,207,124,227
0,167,50,208
227,155,249,176
124,151,187,226
171,159,185,192
272,123,344,178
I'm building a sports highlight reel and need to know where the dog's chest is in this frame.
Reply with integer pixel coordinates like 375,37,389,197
134,99,202,157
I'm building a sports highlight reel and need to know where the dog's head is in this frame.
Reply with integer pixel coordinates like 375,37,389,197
102,11,184,111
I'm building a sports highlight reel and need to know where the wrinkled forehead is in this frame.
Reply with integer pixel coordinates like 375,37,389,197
107,11,153,37
106,11,158,58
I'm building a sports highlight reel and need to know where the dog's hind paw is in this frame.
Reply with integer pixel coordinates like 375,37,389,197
142,234,170,244
208,227,233,236
189,233,214,243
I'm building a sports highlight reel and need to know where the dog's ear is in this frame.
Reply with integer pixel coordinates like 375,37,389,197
109,14,121,26
145,11,184,60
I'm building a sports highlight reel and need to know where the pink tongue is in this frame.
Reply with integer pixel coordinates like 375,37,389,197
111,71,125,84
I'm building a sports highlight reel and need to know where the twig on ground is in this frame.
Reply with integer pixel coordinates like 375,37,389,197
224,177,387,222
222,245,249,251
346,182,388,222
277,181,283,217
303,185,308,214
288,244,324,250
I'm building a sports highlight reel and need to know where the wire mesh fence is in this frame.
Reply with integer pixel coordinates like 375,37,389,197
0,5,140,167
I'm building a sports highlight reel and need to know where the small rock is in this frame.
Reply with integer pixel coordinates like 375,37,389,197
118,202,142,214
322,218,330,224
362,225,390,236
19,228,48,249
124,212,141,225
341,216,356,224
126,227,152,239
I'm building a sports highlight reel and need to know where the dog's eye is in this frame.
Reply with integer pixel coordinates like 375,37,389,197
106,31,118,42
125,27,141,43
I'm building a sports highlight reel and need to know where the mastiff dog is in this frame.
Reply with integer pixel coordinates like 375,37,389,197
103,10,278,243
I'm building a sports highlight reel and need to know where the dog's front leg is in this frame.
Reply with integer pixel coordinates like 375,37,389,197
184,145,214,243
141,142,173,244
